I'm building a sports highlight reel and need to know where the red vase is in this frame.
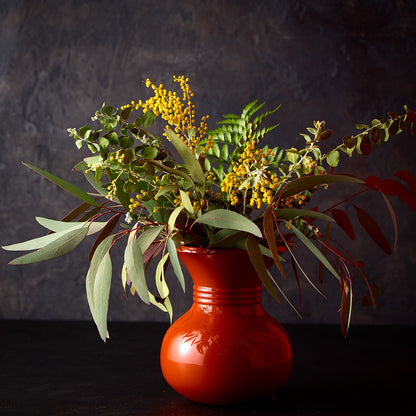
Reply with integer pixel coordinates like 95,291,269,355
160,247,293,405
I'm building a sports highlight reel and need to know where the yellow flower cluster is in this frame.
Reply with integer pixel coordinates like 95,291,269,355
123,76,210,154
107,180,118,201
192,198,206,212
302,157,317,174
220,140,279,208
129,188,154,212
278,194,307,209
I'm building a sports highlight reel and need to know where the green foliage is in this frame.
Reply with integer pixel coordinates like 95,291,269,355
205,100,281,169
4,74,416,339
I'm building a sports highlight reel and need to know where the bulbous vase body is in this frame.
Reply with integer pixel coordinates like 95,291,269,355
160,247,293,405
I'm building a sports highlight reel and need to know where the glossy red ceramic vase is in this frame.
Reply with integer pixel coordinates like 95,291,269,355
160,247,293,405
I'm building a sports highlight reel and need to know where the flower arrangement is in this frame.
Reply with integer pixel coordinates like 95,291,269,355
3,75,416,340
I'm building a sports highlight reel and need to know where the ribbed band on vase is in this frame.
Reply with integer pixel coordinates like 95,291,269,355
193,285,262,306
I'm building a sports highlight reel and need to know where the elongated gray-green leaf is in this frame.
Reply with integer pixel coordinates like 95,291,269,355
3,220,107,252
267,271,302,319
155,184,179,198
82,164,119,201
246,235,281,303
86,236,114,327
179,190,194,215
93,251,112,341
235,239,274,258
8,226,89,265
274,209,334,222
3,229,76,252
279,174,363,199
164,296,173,324
168,206,185,233
36,217,107,235
282,220,340,281
165,129,205,195
121,263,128,292
137,225,164,254
148,291,168,312
167,237,185,292
23,162,100,207
155,253,169,298
124,231,150,304
194,209,262,238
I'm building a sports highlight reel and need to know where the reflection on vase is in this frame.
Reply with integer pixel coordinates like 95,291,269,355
160,247,293,405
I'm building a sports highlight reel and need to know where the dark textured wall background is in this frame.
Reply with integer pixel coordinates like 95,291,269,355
1,0,415,327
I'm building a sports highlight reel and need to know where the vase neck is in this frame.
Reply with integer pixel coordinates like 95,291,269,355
193,285,262,306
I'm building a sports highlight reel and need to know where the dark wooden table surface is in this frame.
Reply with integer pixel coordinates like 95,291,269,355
0,321,414,416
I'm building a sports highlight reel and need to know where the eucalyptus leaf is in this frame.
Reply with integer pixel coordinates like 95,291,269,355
164,296,174,324
166,237,185,292
93,251,112,341
121,263,128,292
60,202,91,223
282,220,340,282
83,168,119,201
246,235,281,303
209,229,244,246
3,227,80,252
141,146,158,159
137,225,165,254
148,291,168,312
267,270,302,319
155,184,179,198
274,209,335,223
168,206,185,233
235,239,273,258
194,209,262,238
263,208,286,279
165,129,205,195
279,174,363,199
327,150,340,167
79,125,92,137
138,111,156,128
124,231,149,304
86,236,114,331
179,190,194,215
35,217,107,235
155,253,169,298
23,162,100,207
36,217,85,233
8,226,89,265
117,135,132,148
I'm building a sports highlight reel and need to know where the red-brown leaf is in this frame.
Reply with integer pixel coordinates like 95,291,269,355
88,213,121,261
355,206,391,255
405,108,416,123
142,241,163,264
359,134,372,155
339,270,348,338
378,179,416,212
330,208,355,240
393,170,416,194
365,175,416,212
364,175,382,188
